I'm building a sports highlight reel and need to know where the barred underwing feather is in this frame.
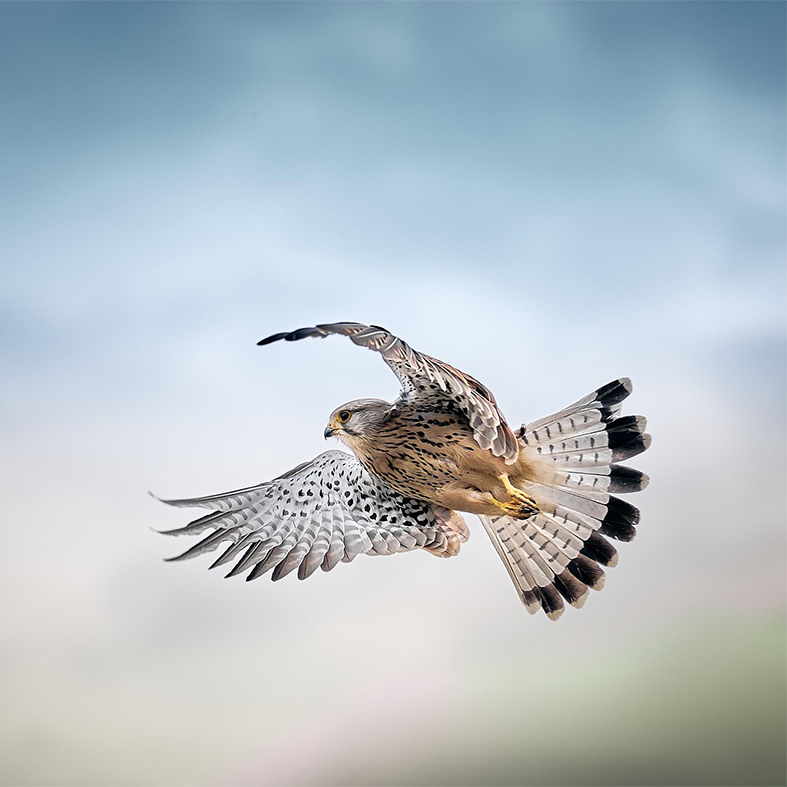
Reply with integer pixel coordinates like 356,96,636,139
367,528,391,556
402,524,428,548
265,514,316,581
322,501,346,572
155,509,233,537
237,523,291,577
154,484,264,512
157,450,468,583
162,526,239,563
249,542,289,580
267,549,300,581
258,322,519,463
340,516,368,562
210,531,256,570
291,515,323,564
226,541,265,578
299,511,334,580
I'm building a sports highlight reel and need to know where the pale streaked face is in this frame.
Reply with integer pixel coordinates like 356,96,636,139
324,398,392,446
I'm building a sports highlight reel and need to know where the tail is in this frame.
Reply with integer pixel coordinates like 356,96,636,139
480,378,651,620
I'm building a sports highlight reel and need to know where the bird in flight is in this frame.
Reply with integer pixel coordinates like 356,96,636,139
156,322,650,620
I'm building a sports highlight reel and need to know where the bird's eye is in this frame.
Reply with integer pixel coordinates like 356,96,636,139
338,410,351,423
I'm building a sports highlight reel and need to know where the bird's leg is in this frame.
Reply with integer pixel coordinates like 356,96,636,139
492,474,539,520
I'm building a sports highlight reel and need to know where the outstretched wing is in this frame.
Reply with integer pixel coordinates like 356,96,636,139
258,322,519,462
155,450,467,582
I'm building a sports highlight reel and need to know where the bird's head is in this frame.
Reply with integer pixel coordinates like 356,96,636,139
324,398,393,446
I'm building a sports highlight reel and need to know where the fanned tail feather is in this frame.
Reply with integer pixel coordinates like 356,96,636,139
485,378,650,619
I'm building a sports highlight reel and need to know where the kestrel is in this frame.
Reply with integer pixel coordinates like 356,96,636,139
156,322,650,620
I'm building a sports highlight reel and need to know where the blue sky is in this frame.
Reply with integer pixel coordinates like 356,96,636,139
2,3,784,413
0,3,784,785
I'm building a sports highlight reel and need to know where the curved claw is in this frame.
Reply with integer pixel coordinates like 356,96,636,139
495,475,540,519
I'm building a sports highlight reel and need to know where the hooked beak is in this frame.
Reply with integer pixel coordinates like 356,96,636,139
324,425,336,440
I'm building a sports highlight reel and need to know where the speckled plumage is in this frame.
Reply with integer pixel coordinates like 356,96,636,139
156,322,650,620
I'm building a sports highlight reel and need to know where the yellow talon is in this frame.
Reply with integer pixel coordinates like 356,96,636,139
496,474,539,519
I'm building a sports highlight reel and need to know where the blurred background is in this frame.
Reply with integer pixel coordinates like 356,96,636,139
1,3,785,786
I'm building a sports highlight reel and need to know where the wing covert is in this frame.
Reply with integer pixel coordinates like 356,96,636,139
258,322,518,462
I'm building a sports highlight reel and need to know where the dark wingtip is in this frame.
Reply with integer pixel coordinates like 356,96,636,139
257,332,289,346
209,545,235,570
246,561,270,581
287,327,321,341
154,526,186,536
258,326,328,346
164,551,190,563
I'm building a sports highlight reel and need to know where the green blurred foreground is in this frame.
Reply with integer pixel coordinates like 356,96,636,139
1,608,784,786
341,614,786,787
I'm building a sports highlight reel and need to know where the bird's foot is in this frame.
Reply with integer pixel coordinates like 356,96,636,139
494,475,539,520
491,498,538,519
